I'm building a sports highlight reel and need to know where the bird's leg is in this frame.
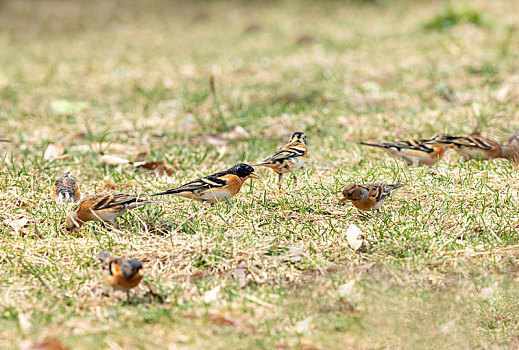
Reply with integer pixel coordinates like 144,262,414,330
277,173,283,190
126,290,131,301
290,171,297,187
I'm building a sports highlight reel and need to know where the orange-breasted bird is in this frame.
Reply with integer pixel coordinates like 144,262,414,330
255,132,307,190
340,183,406,212
425,133,517,161
51,172,81,205
151,163,258,205
95,252,143,299
360,139,447,166
65,192,162,233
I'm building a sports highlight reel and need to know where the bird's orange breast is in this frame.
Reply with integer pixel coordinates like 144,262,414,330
350,198,377,211
105,271,143,290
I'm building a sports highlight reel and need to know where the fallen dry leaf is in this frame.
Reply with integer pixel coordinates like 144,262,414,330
99,155,129,165
129,144,150,163
43,144,65,161
285,247,303,262
346,224,367,252
338,280,356,298
295,316,313,334
19,338,69,350
226,126,249,140
18,312,32,333
207,313,236,327
234,260,247,288
203,285,221,303
50,99,89,115
6,216,30,233
133,160,173,176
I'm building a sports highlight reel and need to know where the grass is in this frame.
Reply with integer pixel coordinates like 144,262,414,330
1,0,519,348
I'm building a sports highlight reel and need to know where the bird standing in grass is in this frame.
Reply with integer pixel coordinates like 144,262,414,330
152,163,258,205
340,183,406,213
65,192,162,233
426,133,517,161
255,132,307,190
360,139,447,166
95,252,143,299
51,172,81,205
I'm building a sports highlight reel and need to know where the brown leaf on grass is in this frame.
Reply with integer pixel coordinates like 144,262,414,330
206,134,228,146
234,260,247,288
129,144,150,163
19,338,69,350
202,126,251,147
207,313,236,327
243,23,262,33
203,285,221,303
99,154,130,165
346,224,368,252
143,284,165,303
100,178,135,191
296,33,316,45
133,160,173,176
5,216,30,233
43,144,65,161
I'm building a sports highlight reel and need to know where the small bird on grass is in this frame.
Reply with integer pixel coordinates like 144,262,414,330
255,132,307,190
425,133,517,161
51,172,81,205
152,163,258,205
360,139,447,166
65,192,162,233
95,252,143,299
339,183,406,213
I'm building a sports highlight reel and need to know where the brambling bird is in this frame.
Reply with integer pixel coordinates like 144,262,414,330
360,139,447,166
255,132,307,190
339,183,406,212
51,172,81,205
151,163,258,205
95,252,143,299
426,133,517,161
65,192,162,233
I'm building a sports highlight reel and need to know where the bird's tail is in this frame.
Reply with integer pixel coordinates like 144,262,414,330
56,191,75,205
386,183,407,192
359,141,390,150
150,189,180,197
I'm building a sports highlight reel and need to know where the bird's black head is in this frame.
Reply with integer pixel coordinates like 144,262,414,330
231,163,258,179
119,258,143,279
289,132,306,145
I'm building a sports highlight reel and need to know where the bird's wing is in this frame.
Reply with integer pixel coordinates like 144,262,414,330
166,175,228,194
262,142,306,163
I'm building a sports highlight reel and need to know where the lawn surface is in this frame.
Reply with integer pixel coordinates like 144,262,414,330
1,0,519,349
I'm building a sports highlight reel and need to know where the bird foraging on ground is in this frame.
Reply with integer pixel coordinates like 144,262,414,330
255,132,307,190
51,172,81,205
152,163,258,205
65,192,162,233
339,183,406,212
360,139,447,166
95,252,144,299
425,133,517,161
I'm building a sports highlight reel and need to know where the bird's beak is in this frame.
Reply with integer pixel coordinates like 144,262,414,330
249,173,260,179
